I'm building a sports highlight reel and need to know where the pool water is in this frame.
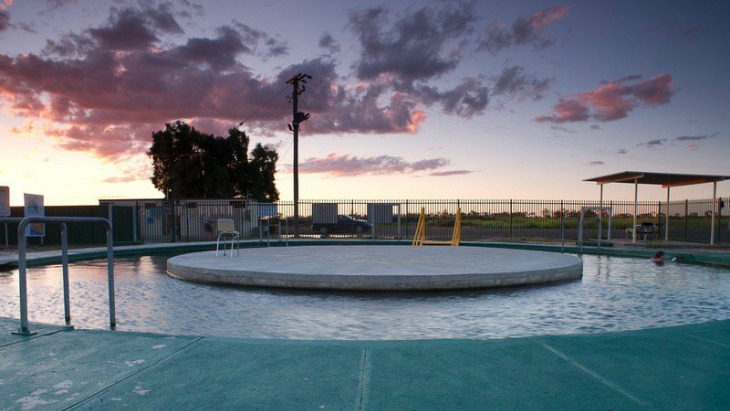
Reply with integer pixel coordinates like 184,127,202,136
1,253,729,340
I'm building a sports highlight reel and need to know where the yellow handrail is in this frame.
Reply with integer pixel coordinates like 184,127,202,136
413,207,461,246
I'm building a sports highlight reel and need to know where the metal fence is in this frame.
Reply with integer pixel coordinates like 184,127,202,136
130,198,729,245
1,205,134,248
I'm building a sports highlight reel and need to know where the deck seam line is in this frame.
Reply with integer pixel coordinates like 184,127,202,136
542,343,650,407
61,336,204,410
357,347,370,410
0,328,67,349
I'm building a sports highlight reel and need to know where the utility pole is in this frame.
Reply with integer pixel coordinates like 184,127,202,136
286,73,311,237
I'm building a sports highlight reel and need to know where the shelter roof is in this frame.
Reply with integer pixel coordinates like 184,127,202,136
584,171,730,188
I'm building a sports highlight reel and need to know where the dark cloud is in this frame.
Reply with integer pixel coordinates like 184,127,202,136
587,161,605,166
644,139,667,148
349,3,476,85
478,4,569,54
318,31,340,53
294,153,450,176
429,170,474,176
536,74,675,123
0,10,8,32
675,133,717,141
89,7,166,51
491,65,552,101
232,21,289,57
617,148,628,154
590,124,601,130
415,77,490,118
0,7,36,34
602,74,642,85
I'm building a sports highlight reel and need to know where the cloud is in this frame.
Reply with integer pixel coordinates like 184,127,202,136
478,3,569,54
232,20,289,57
0,10,8,32
535,74,675,123
617,148,628,154
587,161,605,166
292,153,450,176
675,133,717,141
491,65,552,101
0,2,563,165
429,170,474,176
639,138,667,148
415,77,490,118
318,31,340,53
349,3,476,86
0,3,35,34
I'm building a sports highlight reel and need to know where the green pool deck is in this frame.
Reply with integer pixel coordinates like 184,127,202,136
1,317,729,410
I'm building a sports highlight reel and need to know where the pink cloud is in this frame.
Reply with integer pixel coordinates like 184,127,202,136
479,4,570,53
527,3,570,32
290,153,450,176
536,74,675,123
0,5,436,161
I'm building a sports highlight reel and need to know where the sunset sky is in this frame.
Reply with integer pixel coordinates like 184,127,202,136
0,0,728,205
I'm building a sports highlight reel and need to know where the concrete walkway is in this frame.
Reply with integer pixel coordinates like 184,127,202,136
1,316,728,410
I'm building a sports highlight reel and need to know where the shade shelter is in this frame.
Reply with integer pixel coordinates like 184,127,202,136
584,171,730,244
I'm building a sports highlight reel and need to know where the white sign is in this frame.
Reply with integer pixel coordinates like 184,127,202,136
0,186,9,217
24,193,45,237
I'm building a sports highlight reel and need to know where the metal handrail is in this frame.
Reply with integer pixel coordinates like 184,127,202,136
12,216,115,335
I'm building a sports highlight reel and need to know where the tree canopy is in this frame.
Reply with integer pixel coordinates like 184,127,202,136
148,121,279,201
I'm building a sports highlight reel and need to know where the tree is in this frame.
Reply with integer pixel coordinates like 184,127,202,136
148,121,279,201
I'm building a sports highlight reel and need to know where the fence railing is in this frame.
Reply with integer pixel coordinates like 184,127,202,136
126,198,728,245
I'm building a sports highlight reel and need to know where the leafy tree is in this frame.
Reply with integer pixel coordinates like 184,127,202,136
148,121,279,201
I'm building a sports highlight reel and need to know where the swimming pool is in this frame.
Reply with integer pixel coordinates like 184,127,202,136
1,252,729,340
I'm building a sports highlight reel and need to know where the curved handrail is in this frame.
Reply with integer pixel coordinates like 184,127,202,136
14,217,115,335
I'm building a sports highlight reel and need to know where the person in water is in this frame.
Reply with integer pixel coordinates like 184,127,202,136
650,250,665,264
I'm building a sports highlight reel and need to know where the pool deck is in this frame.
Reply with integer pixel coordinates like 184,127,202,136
1,316,729,410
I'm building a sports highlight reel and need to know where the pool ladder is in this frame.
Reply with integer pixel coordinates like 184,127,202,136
6,216,116,335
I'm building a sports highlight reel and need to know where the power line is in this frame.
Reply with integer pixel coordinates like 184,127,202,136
237,84,290,127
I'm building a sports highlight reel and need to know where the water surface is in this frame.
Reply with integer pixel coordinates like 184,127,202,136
1,253,728,340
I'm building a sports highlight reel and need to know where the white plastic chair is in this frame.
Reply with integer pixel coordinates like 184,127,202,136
215,218,240,257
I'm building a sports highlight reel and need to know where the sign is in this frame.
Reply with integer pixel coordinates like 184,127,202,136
312,203,337,224
24,193,45,237
0,186,9,217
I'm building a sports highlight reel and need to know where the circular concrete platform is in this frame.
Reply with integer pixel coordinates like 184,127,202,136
167,245,582,290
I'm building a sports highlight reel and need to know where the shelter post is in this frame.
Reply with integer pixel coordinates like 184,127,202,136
710,181,717,245
633,178,638,243
665,187,670,242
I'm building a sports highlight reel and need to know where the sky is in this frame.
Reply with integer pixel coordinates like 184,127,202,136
0,0,729,205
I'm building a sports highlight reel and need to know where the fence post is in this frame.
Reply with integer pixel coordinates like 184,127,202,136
509,199,513,238
684,199,689,241
171,201,178,243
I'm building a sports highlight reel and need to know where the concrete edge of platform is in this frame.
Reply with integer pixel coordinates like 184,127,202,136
3,239,730,268
167,247,584,290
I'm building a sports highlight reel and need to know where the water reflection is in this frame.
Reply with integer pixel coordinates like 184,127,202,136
0,253,729,340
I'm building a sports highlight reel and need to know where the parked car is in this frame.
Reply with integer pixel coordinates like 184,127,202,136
312,215,372,235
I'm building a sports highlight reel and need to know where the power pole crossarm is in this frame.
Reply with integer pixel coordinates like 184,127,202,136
286,73,311,237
